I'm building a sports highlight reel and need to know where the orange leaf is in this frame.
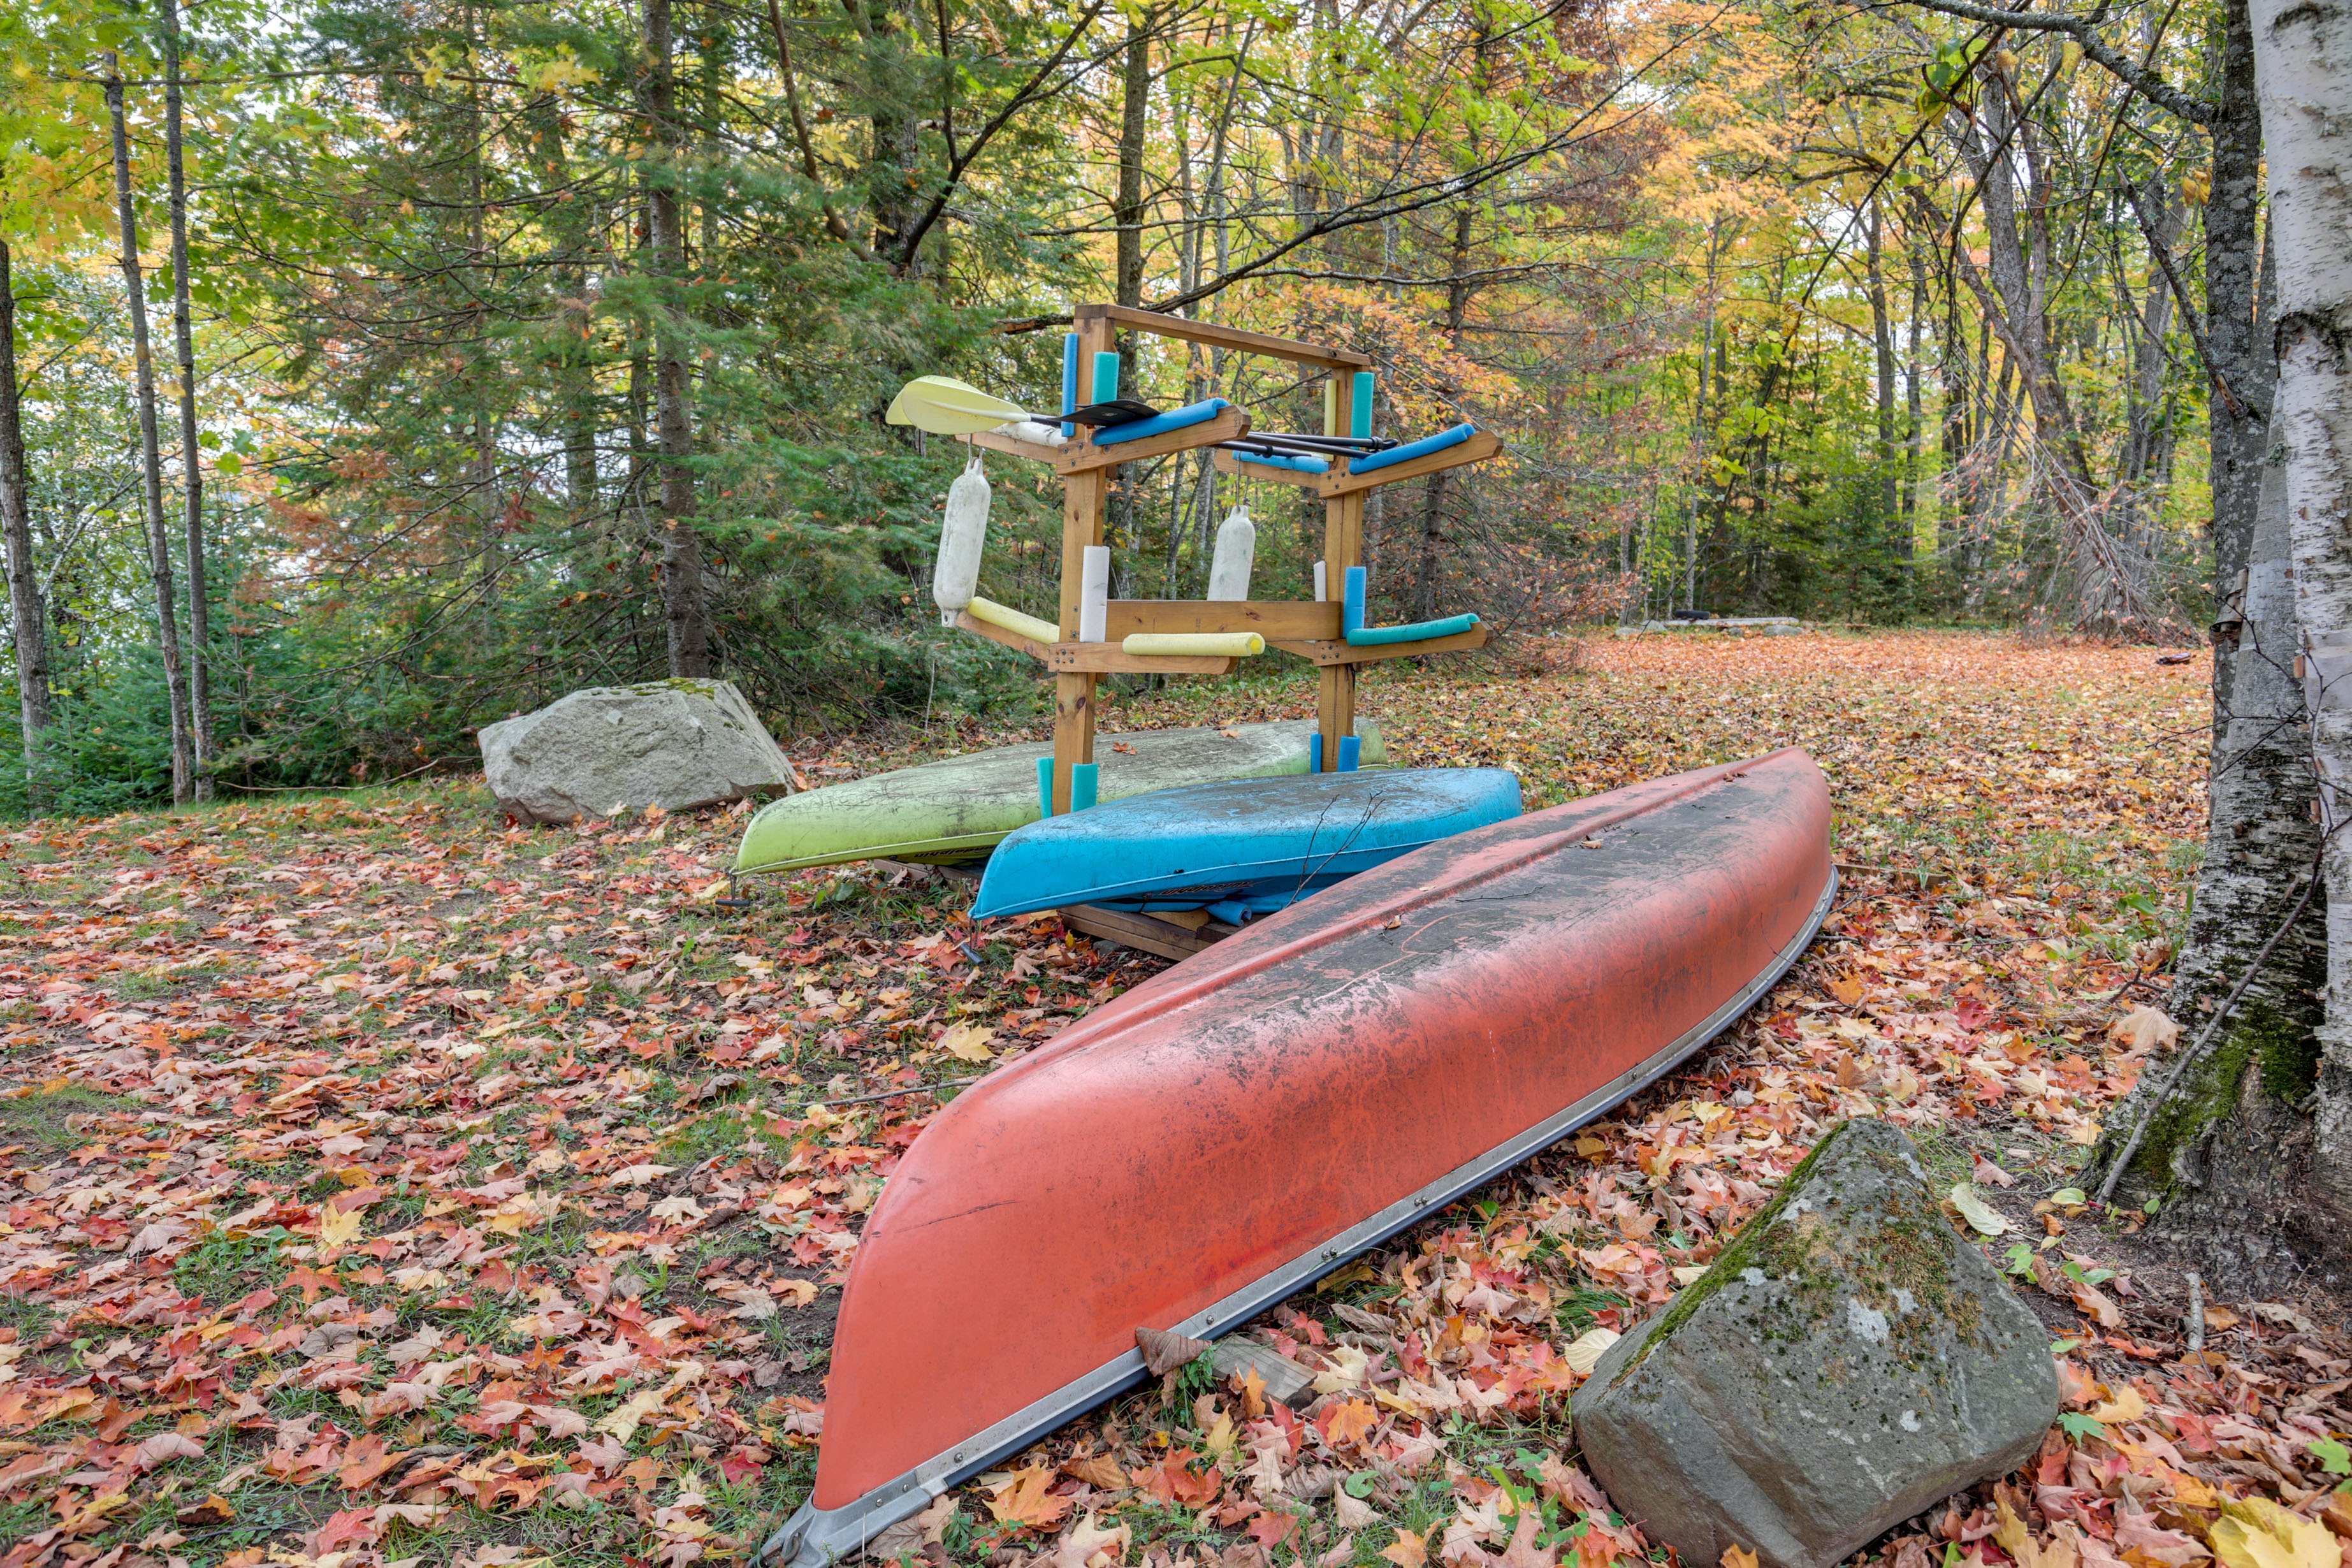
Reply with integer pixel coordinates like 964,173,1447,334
337,1434,407,1491
1383,1530,1430,1568
985,1465,1075,1530
1318,1398,1377,1449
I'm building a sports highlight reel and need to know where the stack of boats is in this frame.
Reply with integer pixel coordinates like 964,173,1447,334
740,734,1835,1568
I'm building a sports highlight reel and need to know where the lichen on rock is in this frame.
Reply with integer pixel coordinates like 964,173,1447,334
1572,1117,2058,1568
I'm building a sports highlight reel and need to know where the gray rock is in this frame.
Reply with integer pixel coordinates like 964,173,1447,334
479,679,795,824
1572,1117,2058,1568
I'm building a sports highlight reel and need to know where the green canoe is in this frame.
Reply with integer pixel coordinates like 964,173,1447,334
735,720,1388,875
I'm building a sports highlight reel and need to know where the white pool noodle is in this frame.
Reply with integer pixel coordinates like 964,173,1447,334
1314,560,1326,602
1207,505,1255,602
1079,545,1110,643
999,419,1066,446
933,452,991,626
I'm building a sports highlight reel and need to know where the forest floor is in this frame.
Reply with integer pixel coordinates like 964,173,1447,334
3,629,2347,1568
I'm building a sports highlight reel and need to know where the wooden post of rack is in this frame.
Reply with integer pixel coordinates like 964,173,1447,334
1318,374,1362,771
1050,314,1117,815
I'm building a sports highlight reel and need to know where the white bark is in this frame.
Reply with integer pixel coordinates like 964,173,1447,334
2257,0,2352,1206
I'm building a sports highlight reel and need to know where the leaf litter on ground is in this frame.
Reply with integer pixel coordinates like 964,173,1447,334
0,632,2344,1568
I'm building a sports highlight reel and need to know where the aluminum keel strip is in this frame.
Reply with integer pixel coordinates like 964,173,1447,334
756,867,1837,1568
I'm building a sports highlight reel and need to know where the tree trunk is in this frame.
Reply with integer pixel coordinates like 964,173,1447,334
1866,201,1903,588
2254,0,2352,1245
644,0,710,676
1412,203,1476,624
162,0,210,799
0,239,49,807
1106,7,1156,602
106,55,194,805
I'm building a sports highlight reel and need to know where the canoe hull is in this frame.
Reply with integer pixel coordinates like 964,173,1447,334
734,720,1389,875
969,767,1523,919
763,749,1834,1567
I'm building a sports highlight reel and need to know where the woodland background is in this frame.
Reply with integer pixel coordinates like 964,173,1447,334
0,0,2233,815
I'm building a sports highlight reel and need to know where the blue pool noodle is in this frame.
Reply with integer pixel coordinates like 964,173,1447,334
1091,398,1233,447
1340,735,1361,772
1342,566,1367,636
1061,334,1078,438
1233,449,1328,474
1308,733,1322,773
1351,372,1374,439
1348,423,1475,475
1071,763,1098,813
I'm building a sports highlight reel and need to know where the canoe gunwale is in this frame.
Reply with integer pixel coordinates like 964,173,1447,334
757,863,1839,1568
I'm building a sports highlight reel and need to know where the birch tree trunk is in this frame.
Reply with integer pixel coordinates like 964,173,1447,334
2095,0,2335,1289
644,0,711,677
2254,0,2352,1241
163,0,211,799
106,55,194,805
0,238,49,806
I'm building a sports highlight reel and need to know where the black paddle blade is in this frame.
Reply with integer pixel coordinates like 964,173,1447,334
1066,398,1161,427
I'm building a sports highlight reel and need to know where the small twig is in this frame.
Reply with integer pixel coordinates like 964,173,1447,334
784,1077,980,1112
2184,1270,2205,1353
2096,857,2322,1205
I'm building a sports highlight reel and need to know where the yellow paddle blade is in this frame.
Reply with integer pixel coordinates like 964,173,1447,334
887,375,1033,436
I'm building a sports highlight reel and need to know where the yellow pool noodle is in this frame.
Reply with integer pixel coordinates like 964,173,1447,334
1122,632,1265,658
965,597,1061,646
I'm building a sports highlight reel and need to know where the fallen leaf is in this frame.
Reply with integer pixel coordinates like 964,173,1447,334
1383,1530,1429,1568
1561,1328,1621,1375
2109,1006,2181,1053
1950,1182,2012,1235
988,1465,1076,1530
2209,1498,2337,1568
938,1023,997,1063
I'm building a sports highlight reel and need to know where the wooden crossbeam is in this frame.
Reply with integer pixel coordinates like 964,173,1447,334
1074,304,1372,371
1267,623,1492,666
1047,644,1237,674
1103,600,1340,640
1057,406,1252,473
956,609,1050,660
968,426,1065,463
1312,431,1504,497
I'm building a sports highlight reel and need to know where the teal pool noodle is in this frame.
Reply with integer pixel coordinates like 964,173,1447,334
1346,611,1481,646
1340,735,1361,772
1349,423,1474,475
1309,732,1323,773
1093,351,1120,403
1036,756,1054,818
1061,334,1079,437
1351,372,1374,439
1071,762,1098,813
1342,565,1367,635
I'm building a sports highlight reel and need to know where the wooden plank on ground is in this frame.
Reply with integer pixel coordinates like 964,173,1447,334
1059,903,1237,962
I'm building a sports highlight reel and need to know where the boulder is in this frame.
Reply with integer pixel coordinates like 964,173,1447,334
1572,1118,2058,1568
479,679,794,824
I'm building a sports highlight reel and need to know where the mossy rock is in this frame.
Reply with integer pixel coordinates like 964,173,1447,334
1572,1117,2057,1568
478,679,794,824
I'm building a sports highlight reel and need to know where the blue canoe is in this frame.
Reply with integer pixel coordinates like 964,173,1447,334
970,768,1523,923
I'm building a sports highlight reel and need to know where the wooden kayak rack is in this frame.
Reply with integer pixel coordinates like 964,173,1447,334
973,303,1498,816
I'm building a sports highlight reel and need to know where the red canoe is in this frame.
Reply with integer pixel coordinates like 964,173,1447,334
762,749,1833,1565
